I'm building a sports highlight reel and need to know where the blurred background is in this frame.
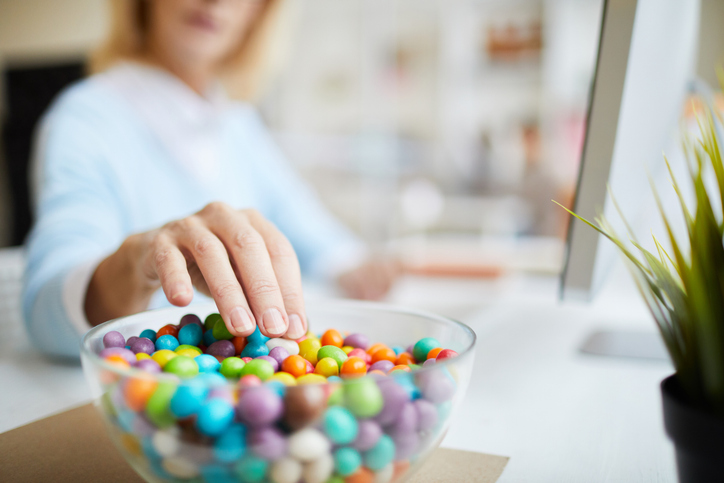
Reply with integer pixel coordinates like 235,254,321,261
2,0,724,292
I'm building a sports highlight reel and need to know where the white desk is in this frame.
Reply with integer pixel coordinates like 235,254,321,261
0,261,675,482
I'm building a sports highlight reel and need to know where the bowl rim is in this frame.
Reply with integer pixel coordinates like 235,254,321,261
80,299,477,388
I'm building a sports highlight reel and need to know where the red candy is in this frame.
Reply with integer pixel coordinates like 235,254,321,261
436,349,458,361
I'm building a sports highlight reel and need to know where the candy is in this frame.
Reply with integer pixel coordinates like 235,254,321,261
369,360,394,373
256,355,279,372
163,355,199,378
196,399,235,436
100,347,136,365
169,378,208,418
370,347,397,365
140,329,157,343
314,357,339,377
103,331,125,349
334,447,362,476
287,428,330,462
151,349,177,368
239,359,274,381
234,454,268,483
436,349,458,361
248,426,287,460
237,386,283,428
413,399,438,431
214,424,247,462
390,365,411,374
241,342,269,359
344,378,383,418
232,336,247,356
268,372,296,386
207,340,235,359
179,313,202,328
268,346,289,368
320,329,344,348
282,384,326,430
340,357,367,379
299,338,321,365
212,318,234,341
155,335,180,352
124,377,158,411
156,324,179,339
220,357,246,378
269,457,302,483
280,354,307,378
317,345,347,368
130,337,156,355
396,352,415,365
301,453,334,483
203,329,217,347
344,333,370,350
412,337,440,363
239,374,262,388
426,347,443,360
247,326,270,345
352,419,382,452
178,323,203,346
266,338,299,356
374,380,410,426
322,406,358,444
297,374,327,385
363,434,395,471
136,359,161,373
205,313,222,331
146,381,177,429
195,354,221,373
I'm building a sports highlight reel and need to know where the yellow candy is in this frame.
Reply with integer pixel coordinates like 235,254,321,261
341,346,354,355
299,338,321,365
268,372,297,386
297,374,327,385
176,348,201,358
314,357,339,377
151,349,177,368
136,353,152,361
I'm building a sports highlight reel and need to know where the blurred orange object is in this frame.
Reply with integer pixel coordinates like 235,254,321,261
321,329,344,348
124,377,158,411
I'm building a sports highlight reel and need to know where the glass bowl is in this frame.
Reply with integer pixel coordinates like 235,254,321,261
80,300,476,483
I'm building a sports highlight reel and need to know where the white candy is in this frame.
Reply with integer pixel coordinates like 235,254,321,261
269,457,303,483
152,428,180,457
161,456,199,479
374,464,394,483
288,428,330,462
266,338,300,356
302,453,334,483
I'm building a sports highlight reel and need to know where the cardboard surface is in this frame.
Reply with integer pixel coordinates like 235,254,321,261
0,403,508,482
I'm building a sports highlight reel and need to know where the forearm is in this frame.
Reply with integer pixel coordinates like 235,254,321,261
84,233,160,325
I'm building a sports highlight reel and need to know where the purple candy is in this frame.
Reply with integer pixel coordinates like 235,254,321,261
206,340,235,359
422,358,437,368
344,333,370,350
179,313,203,329
419,371,455,404
413,399,438,431
256,355,279,372
352,419,383,452
388,402,418,438
369,360,394,373
249,426,287,460
393,432,419,460
100,347,136,365
268,346,289,368
135,358,161,373
374,379,410,427
102,331,125,349
130,337,155,355
126,336,139,348
406,344,415,355
237,387,283,428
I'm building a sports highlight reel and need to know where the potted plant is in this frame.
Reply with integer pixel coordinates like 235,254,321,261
556,101,724,482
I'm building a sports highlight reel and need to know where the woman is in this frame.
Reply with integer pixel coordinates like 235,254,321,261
23,0,396,359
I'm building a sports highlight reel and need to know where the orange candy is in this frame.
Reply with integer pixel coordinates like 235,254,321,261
426,347,443,360
366,343,387,356
105,354,130,368
393,461,411,480
368,369,387,377
321,329,344,348
370,347,397,365
340,356,367,378
124,377,158,411
396,352,415,365
232,337,247,356
390,364,411,373
346,468,375,483
281,354,308,378
156,324,179,339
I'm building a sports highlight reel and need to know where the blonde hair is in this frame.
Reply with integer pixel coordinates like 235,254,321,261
89,0,289,101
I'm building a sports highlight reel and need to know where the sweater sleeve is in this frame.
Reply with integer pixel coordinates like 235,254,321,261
239,109,368,280
22,86,128,359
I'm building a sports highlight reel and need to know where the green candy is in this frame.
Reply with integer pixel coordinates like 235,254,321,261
212,317,234,341
317,345,348,368
409,363,421,371
234,455,268,483
327,387,343,406
146,381,177,428
205,313,222,331
163,355,199,378
323,406,359,444
326,478,345,483
239,359,274,381
343,378,383,418
220,357,246,378
413,337,440,363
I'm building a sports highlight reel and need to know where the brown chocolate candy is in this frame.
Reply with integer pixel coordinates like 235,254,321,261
282,385,327,431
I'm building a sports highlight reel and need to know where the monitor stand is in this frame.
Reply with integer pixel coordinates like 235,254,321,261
579,329,670,361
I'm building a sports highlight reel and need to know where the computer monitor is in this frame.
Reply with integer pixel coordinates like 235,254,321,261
559,0,700,358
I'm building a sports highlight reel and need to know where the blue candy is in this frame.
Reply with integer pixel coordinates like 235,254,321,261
196,399,234,436
394,372,421,400
178,323,203,346
198,372,228,388
363,434,395,471
200,464,237,483
391,345,404,355
327,375,342,383
214,424,247,463
264,380,286,398
240,343,269,358
139,329,157,343
246,326,269,345
170,379,209,418
234,455,268,483
204,329,218,347
195,354,221,373
334,447,362,476
155,334,179,352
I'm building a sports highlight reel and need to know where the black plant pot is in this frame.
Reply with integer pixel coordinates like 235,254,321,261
661,375,724,483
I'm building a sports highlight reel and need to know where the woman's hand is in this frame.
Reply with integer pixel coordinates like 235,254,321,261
85,202,307,339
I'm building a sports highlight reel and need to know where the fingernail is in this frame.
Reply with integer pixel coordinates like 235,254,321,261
230,307,254,333
169,283,191,301
287,314,305,339
262,308,286,336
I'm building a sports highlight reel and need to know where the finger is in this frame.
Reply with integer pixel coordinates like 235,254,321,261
177,224,256,337
208,213,289,338
188,263,211,298
149,236,194,306
246,212,307,339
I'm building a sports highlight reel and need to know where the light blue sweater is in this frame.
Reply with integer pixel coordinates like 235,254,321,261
23,72,358,359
